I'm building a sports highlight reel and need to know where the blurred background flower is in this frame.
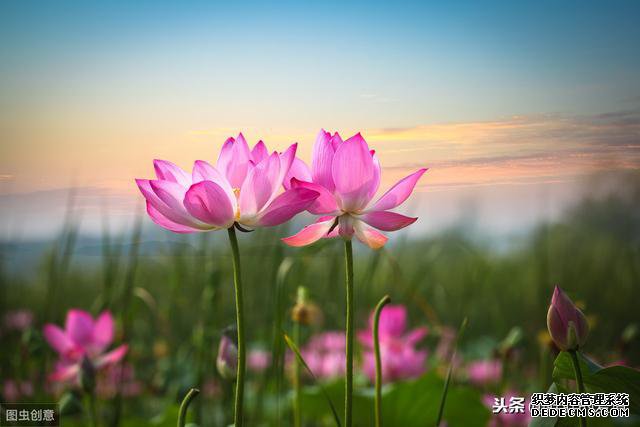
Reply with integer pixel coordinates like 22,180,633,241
358,304,428,383
43,310,127,384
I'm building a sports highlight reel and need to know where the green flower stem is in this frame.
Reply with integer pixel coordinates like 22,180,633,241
344,239,354,427
373,295,391,427
569,350,588,427
177,388,200,427
293,321,302,427
86,391,98,427
228,227,246,427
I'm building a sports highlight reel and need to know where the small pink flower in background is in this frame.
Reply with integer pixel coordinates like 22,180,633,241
136,134,319,233
358,305,428,382
484,392,531,427
2,380,34,401
467,359,503,386
3,309,34,332
248,349,271,373
282,130,427,249
43,309,127,383
2,380,20,401
435,326,457,362
96,363,142,399
297,331,346,379
202,378,221,398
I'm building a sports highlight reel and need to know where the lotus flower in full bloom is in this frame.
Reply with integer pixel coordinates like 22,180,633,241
43,310,128,383
136,134,319,233
358,304,428,382
282,130,427,249
546,286,589,351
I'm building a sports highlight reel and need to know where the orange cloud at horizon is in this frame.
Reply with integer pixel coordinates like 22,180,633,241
1,110,638,199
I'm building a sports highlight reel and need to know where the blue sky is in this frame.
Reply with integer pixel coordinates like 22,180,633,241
2,0,639,123
1,1,639,239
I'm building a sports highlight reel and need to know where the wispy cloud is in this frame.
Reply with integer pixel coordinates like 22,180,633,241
366,110,640,191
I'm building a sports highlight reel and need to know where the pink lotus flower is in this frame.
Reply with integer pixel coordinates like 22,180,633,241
435,326,456,361
298,331,347,379
467,359,502,386
546,286,589,351
358,305,428,382
2,380,34,401
282,130,427,249
96,363,142,399
43,309,127,383
136,134,319,233
248,349,271,373
3,309,34,332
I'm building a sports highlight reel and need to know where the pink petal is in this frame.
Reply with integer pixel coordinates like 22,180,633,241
251,140,269,163
360,211,418,231
255,187,319,227
290,178,339,215
371,168,427,212
368,153,381,201
330,132,343,151
65,309,94,347
217,133,252,188
239,153,281,217
278,143,297,182
377,305,407,336
255,142,299,209
192,160,236,204
183,181,235,228
282,217,336,247
311,129,336,192
353,219,388,249
96,345,128,368
405,326,428,345
92,312,114,351
332,133,377,211
49,362,79,382
153,160,191,187
43,324,74,355
145,201,203,233
137,179,209,230
284,158,312,190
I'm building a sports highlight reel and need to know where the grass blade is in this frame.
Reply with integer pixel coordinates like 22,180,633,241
435,317,468,427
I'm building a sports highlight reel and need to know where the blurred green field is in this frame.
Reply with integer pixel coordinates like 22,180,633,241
1,175,639,426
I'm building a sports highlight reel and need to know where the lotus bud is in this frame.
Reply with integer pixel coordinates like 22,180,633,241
291,286,322,326
546,286,589,351
79,355,96,394
216,327,238,381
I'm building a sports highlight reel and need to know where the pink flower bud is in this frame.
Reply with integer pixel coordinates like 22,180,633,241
216,333,238,381
546,286,589,351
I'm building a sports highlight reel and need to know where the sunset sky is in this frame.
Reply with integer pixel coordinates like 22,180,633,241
1,1,639,239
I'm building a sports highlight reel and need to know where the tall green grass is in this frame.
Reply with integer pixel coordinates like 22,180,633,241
0,177,638,425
